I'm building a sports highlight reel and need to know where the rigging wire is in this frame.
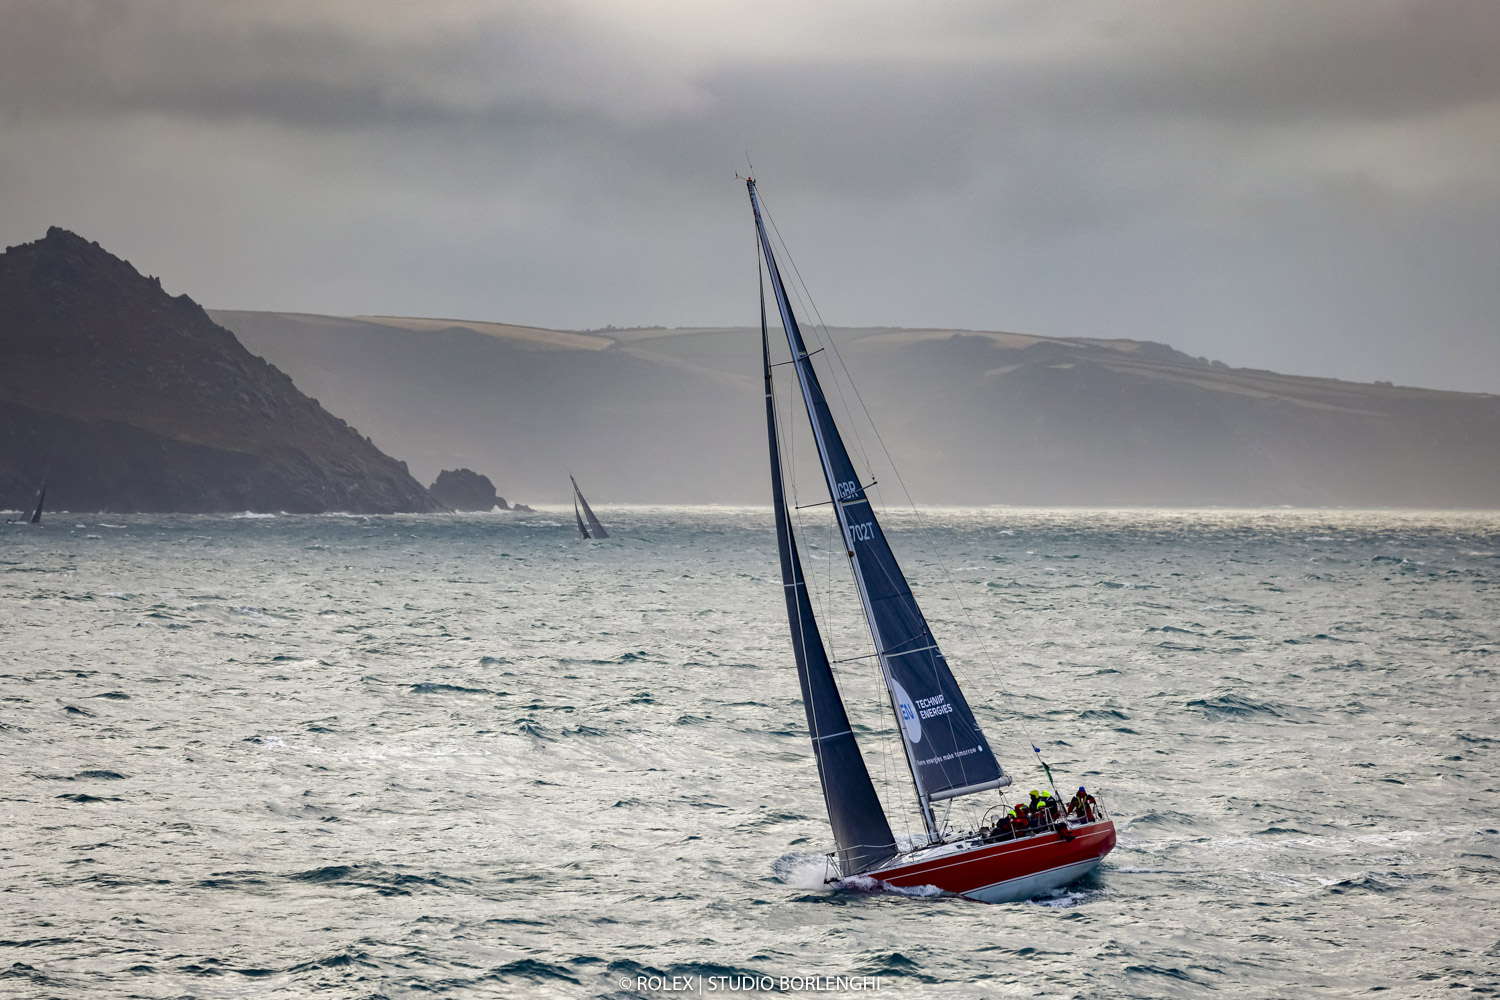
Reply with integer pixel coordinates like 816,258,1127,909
760,200,956,826
759,196,992,804
754,186,1059,801
758,196,879,486
759,203,925,843
758,191,975,832
765,234,918,847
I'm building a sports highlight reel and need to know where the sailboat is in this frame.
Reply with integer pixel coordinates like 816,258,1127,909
749,178,1115,903
29,481,46,524
8,481,45,524
570,475,609,539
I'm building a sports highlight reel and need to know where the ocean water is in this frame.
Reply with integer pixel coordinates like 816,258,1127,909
2,506,1498,999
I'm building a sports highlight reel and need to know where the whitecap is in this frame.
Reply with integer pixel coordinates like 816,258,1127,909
836,875,946,898
772,852,835,889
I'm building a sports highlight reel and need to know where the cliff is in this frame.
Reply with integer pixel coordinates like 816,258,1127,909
0,229,443,513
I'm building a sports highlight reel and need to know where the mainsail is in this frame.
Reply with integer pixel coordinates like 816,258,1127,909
571,476,609,539
763,270,897,874
749,179,1007,838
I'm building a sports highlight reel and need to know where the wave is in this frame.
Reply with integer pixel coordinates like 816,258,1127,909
771,852,947,901
56,792,121,803
836,875,946,899
286,864,470,896
409,682,496,696
1186,693,1295,720
472,958,581,985
772,852,833,889
286,951,378,974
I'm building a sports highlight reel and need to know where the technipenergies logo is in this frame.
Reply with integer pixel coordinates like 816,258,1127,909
891,678,922,744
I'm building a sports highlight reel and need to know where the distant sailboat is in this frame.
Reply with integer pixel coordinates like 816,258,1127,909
748,177,1115,902
570,475,609,539
6,481,46,525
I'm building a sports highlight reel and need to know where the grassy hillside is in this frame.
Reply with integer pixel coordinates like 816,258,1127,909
213,311,1500,507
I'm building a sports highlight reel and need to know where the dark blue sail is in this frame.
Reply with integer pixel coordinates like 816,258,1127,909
763,275,897,874
573,495,590,539
29,481,45,524
571,476,608,539
748,180,1007,830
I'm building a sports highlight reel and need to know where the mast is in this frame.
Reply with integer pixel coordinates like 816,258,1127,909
763,258,897,874
747,178,1008,842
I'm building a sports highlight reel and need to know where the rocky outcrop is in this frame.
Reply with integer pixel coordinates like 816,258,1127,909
429,468,508,511
0,228,443,513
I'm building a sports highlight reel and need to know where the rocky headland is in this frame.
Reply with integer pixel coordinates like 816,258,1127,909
0,229,443,514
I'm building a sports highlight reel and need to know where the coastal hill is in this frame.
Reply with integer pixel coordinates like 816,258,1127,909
212,312,1500,507
0,229,442,514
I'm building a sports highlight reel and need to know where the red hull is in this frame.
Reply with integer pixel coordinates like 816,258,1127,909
863,820,1116,903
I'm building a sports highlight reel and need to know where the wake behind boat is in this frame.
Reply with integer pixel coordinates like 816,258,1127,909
748,177,1115,903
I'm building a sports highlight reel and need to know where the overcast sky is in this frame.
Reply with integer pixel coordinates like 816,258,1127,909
3,0,1497,391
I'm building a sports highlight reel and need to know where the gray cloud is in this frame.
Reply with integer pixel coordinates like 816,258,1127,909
2,0,1498,392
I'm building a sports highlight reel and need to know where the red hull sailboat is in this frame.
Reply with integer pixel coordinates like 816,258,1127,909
749,177,1115,903
863,817,1116,903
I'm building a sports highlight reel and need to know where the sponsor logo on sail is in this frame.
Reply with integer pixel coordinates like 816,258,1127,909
891,679,922,744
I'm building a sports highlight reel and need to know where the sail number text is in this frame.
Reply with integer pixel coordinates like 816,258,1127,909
846,521,875,543
837,480,861,500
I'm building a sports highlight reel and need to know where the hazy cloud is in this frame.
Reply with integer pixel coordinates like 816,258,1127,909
2,0,1497,391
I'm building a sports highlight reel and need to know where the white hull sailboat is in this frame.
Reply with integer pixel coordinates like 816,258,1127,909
748,178,1115,903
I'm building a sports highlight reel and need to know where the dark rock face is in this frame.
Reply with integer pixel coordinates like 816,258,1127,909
0,228,443,513
429,468,508,511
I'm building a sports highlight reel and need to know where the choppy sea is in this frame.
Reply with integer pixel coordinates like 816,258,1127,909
2,506,1498,999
